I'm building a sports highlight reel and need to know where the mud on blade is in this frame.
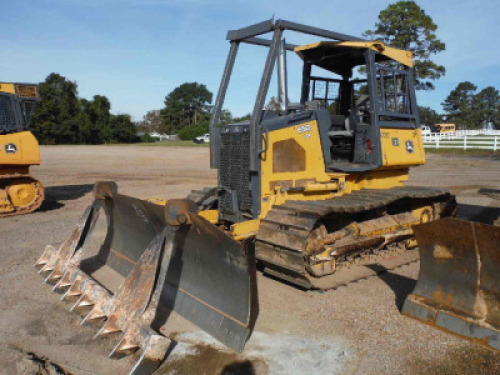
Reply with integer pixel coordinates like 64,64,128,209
402,217,500,351
35,182,258,374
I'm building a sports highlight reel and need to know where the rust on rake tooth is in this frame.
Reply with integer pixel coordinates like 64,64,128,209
70,292,93,312
109,335,139,358
75,295,94,309
61,287,82,301
60,289,72,301
95,318,121,338
61,280,83,301
53,272,72,291
35,245,56,268
45,267,64,284
38,263,54,275
34,257,47,268
70,295,84,311
60,280,79,301
34,258,48,269
128,335,172,375
81,306,106,326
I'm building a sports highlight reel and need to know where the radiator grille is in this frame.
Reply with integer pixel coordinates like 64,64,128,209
219,128,252,215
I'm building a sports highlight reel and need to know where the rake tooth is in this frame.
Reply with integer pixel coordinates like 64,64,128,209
34,258,47,268
45,266,64,284
70,291,92,312
61,287,82,301
109,334,139,358
60,288,73,301
81,306,106,326
95,318,121,338
73,294,94,311
35,245,56,268
53,272,72,291
38,263,55,275
70,294,85,312
128,335,171,375
61,280,83,301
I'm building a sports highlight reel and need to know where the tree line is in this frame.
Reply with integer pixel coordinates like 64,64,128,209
32,73,137,144
418,83,500,128
138,82,246,140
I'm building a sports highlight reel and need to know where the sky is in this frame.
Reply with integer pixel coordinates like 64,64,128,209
2,0,499,121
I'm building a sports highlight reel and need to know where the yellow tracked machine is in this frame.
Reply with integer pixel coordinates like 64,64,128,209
0,82,43,216
35,19,499,373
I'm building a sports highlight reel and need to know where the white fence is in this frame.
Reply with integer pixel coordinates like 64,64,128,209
423,129,500,141
422,129,500,150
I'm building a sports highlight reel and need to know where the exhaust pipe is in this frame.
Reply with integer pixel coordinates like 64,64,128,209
277,38,288,114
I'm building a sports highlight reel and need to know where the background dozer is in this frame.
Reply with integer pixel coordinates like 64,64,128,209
0,82,43,216
35,19,497,374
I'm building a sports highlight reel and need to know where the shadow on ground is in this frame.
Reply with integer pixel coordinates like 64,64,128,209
370,201,500,313
458,203,500,225
39,184,94,212
367,264,417,311
156,342,263,375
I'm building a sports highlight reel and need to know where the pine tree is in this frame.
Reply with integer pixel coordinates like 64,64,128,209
364,1,446,90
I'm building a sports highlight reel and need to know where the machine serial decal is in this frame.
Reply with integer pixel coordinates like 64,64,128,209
297,124,312,134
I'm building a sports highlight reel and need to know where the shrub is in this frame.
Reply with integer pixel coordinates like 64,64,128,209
178,124,209,140
140,133,156,143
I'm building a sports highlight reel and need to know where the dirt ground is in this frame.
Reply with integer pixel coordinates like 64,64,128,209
0,145,499,375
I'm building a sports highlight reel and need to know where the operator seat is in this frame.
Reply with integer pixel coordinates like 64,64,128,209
328,115,353,138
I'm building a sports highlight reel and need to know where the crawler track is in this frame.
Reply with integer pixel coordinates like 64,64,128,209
255,186,456,289
0,174,44,217
187,185,457,290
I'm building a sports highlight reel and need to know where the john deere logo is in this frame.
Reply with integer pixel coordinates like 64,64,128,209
5,143,17,154
405,140,414,154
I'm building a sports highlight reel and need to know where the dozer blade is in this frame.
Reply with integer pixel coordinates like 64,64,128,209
402,217,500,351
35,182,258,374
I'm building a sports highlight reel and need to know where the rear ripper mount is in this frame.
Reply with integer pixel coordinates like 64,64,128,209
35,182,258,375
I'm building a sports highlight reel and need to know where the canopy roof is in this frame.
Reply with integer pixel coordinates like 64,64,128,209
294,41,413,77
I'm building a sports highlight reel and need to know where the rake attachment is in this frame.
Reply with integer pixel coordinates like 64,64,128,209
402,217,500,351
35,182,258,374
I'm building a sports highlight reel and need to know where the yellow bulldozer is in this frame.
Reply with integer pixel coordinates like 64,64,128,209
35,19,499,374
0,82,43,216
